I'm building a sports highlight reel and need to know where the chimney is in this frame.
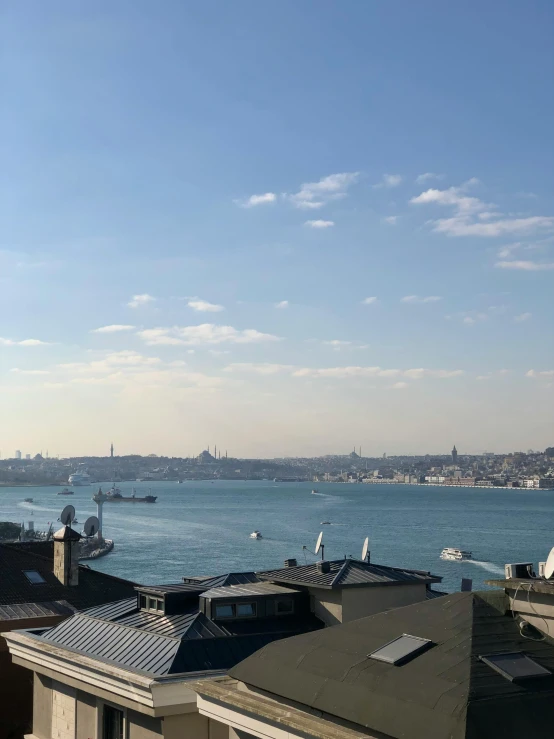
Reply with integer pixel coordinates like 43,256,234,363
316,560,330,574
53,525,81,586
284,558,297,568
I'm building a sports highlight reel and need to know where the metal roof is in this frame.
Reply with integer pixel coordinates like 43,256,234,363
81,597,137,621
201,582,300,600
257,559,440,589
193,572,261,590
136,582,208,596
0,600,75,621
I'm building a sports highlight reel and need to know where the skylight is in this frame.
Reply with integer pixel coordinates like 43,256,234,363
23,570,46,585
480,652,552,683
369,634,433,666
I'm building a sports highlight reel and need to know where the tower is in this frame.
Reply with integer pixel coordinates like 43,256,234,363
110,442,114,458
92,487,107,540
452,445,458,465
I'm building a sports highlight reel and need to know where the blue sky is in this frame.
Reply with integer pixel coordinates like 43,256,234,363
1,1,553,457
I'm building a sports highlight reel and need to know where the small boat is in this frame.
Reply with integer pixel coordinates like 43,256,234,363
321,521,331,525
250,531,262,539
440,548,473,561
311,489,319,494
57,488,74,495
24,498,33,503
178,480,184,484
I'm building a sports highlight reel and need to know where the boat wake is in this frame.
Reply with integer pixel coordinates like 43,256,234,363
467,560,504,575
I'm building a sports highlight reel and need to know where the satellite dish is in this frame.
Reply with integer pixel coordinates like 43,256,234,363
544,547,554,579
362,537,370,562
60,505,75,526
315,531,323,555
83,516,99,537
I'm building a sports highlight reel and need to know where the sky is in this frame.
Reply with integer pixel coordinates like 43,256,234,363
1,1,553,458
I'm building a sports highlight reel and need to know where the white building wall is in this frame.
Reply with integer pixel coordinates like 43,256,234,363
52,681,77,739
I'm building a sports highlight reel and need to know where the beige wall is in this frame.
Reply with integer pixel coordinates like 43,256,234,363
129,709,162,739
76,690,96,739
509,590,554,638
164,712,210,739
33,673,53,739
309,587,343,626
342,584,427,622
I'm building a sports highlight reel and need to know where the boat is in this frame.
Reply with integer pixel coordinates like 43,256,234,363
311,489,319,494
68,472,91,486
104,486,157,503
440,548,473,561
57,488,74,495
250,531,262,539
321,521,331,525
24,498,33,503
109,484,122,494
178,480,184,484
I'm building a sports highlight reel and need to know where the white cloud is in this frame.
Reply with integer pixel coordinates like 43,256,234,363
137,324,281,347
91,325,136,333
323,340,352,349
383,216,399,225
128,294,156,308
275,300,289,309
10,368,50,375
224,363,293,375
374,174,403,189
411,180,554,238
527,369,554,379
415,173,443,184
305,220,334,228
495,260,554,271
361,297,378,305
401,295,442,303
237,192,276,208
292,366,463,379
514,312,532,323
0,337,51,346
286,172,360,209
187,299,225,313
390,381,409,389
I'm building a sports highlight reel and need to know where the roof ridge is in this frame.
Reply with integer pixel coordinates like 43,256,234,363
332,559,351,586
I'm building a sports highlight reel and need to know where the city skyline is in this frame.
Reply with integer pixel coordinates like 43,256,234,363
1,2,553,456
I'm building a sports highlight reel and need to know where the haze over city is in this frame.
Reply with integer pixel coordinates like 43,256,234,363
1,2,553,457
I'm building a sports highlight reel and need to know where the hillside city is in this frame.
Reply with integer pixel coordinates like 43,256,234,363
2,444,553,489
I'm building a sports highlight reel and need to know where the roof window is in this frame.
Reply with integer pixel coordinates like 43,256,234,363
214,602,257,620
369,634,433,666
23,570,46,585
480,652,551,683
138,593,164,614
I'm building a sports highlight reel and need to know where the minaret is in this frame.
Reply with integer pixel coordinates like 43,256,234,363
110,442,114,458
452,445,458,465
214,445,217,460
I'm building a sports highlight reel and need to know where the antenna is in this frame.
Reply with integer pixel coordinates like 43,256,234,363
315,531,324,560
83,516,100,537
544,547,554,579
361,536,370,563
60,505,75,526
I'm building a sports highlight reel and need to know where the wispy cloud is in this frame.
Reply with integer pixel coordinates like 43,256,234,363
128,294,156,308
390,381,409,389
0,337,51,346
401,295,442,304
526,369,554,379
187,298,225,313
91,325,136,334
10,368,50,375
137,324,281,347
292,366,463,379
236,192,276,208
305,219,334,228
495,260,554,271
275,300,289,309
285,172,359,209
411,180,554,237
361,296,378,305
383,216,399,225
224,363,293,375
415,173,443,184
373,174,403,189
322,340,352,349
514,312,532,323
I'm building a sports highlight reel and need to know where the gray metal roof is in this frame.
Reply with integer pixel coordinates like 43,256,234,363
81,597,137,621
136,582,208,596
257,559,440,589
0,600,75,621
192,572,261,590
201,582,301,600
42,614,181,674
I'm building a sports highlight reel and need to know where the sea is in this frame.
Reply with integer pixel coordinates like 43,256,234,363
2,480,553,593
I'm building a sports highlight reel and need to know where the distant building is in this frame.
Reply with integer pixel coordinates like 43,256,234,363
110,442,114,458
197,449,216,463
452,444,458,464
25,454,31,460
15,450,21,460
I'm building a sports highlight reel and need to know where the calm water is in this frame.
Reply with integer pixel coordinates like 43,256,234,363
2,480,553,592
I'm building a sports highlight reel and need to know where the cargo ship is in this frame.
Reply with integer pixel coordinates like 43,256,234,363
104,485,157,503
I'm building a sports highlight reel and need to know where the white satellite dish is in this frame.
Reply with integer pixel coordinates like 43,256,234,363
60,505,75,526
83,516,99,537
362,537,370,563
544,547,554,579
315,531,323,556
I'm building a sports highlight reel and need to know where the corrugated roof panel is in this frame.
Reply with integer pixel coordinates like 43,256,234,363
0,600,74,621
81,598,137,620
201,582,300,600
118,609,198,637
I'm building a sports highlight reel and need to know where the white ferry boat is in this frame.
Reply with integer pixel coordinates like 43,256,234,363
440,547,473,561
250,531,262,539
68,472,91,486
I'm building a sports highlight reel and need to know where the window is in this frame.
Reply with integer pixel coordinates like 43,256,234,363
139,595,147,609
156,599,164,612
148,597,157,610
23,570,46,584
369,634,433,666
215,604,235,619
236,602,257,618
103,704,124,739
276,598,294,615
480,652,551,683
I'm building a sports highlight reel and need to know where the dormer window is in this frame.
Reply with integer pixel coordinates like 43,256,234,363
236,602,256,617
276,598,294,615
214,602,257,619
138,593,164,614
